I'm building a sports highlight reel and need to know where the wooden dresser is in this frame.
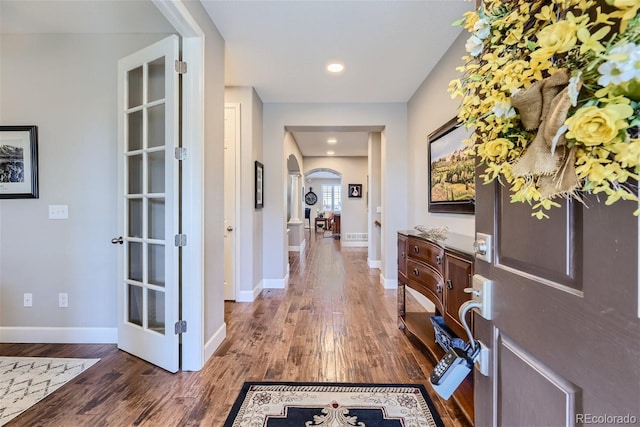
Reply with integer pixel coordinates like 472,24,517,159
397,230,475,424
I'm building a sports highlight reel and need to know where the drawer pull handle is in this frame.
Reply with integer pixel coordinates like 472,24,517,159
413,246,419,253
446,279,453,290
401,252,405,259
436,284,442,293
413,268,419,276
436,255,442,265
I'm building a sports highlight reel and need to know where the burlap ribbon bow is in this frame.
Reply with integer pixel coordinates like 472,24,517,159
510,69,579,199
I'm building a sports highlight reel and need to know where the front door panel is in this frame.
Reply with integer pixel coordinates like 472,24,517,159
475,177,640,426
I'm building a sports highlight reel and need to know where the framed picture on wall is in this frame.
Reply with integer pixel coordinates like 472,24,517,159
427,118,475,214
0,125,39,199
255,160,264,209
348,184,362,198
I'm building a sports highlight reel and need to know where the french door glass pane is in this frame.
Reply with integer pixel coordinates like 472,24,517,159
128,198,143,238
148,198,165,240
128,284,143,327
148,57,165,103
127,66,143,108
128,242,143,282
148,243,165,287
128,154,143,195
127,110,143,151
148,151,165,193
147,289,165,334
148,105,165,148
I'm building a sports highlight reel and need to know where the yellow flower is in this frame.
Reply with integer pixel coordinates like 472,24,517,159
565,103,634,146
606,0,640,29
505,26,524,45
611,139,640,168
536,19,578,55
576,26,610,55
534,5,555,22
463,10,480,32
481,138,514,161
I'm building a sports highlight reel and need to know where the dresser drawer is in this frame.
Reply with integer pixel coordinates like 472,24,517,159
407,259,443,306
407,237,444,274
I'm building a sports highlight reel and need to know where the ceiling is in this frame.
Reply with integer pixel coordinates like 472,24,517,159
0,0,473,157
202,0,472,157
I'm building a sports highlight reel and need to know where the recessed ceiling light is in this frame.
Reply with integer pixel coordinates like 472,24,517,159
327,63,344,73
327,138,337,145
326,150,335,155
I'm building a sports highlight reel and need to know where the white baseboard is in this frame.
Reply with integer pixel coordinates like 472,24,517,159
367,258,381,269
379,273,398,289
236,280,263,302
0,327,117,344
203,321,227,364
263,274,289,289
288,238,306,253
341,241,368,247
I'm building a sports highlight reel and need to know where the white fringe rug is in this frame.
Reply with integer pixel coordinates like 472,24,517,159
0,356,99,426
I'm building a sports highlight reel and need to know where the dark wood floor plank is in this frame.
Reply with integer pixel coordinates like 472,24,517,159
1,229,470,426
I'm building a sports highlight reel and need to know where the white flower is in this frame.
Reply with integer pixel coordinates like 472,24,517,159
568,72,582,107
551,124,568,155
597,42,640,86
473,18,491,40
465,35,484,57
492,100,516,118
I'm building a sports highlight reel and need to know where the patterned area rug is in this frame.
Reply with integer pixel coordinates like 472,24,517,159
0,357,99,426
224,382,444,427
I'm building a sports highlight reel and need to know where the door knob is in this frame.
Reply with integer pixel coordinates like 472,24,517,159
473,240,487,255
474,232,493,262
111,236,124,245
226,226,234,232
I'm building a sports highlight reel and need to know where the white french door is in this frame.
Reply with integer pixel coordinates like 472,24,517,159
223,104,239,301
115,35,180,373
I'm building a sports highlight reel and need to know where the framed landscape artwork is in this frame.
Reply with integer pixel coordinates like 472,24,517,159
427,118,474,214
0,125,39,199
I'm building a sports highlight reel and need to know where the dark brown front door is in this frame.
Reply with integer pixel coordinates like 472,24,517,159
473,178,640,426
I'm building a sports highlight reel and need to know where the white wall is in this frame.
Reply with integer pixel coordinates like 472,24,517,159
304,157,368,243
183,0,227,354
407,31,475,237
0,33,171,341
263,103,407,288
225,86,264,301
368,133,382,265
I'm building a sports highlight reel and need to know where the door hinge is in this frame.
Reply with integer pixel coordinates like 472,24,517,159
175,147,187,161
174,60,187,74
175,234,187,247
174,320,187,334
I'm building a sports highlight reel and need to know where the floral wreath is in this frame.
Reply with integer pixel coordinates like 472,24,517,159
449,0,640,219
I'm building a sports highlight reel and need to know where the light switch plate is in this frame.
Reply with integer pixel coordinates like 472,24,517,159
49,205,69,219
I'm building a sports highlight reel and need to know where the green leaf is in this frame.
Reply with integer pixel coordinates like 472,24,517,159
452,18,466,27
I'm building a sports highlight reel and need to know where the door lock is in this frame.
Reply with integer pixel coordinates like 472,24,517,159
474,232,492,263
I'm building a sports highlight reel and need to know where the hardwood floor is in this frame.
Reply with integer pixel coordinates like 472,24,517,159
1,230,471,426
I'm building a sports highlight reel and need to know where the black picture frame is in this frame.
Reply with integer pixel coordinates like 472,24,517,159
348,184,362,198
255,160,264,209
0,125,39,199
427,117,475,214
